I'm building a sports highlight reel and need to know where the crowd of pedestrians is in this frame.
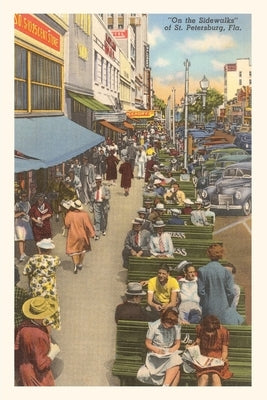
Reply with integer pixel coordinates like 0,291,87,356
14,122,244,386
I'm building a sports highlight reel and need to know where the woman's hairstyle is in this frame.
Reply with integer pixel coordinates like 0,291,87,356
201,314,221,331
161,309,178,324
207,243,224,260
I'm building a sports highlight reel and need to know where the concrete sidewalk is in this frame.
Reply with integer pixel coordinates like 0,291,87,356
16,171,145,386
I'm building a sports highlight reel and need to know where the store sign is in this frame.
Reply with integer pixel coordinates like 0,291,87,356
111,29,128,39
126,110,155,119
14,14,60,51
104,33,116,59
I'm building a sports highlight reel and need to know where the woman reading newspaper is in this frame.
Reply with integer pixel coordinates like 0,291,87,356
184,315,233,386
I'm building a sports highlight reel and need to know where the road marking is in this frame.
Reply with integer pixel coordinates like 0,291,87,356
214,217,251,235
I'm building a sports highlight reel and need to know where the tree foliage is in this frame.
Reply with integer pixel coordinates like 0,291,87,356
189,88,223,121
153,95,166,116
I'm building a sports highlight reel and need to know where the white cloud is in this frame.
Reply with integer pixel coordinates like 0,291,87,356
148,27,165,47
179,34,236,53
211,59,225,71
155,57,170,67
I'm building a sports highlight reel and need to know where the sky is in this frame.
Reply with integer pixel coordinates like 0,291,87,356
147,13,251,103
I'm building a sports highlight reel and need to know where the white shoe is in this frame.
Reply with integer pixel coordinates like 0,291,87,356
19,253,27,262
102,231,106,236
94,236,100,240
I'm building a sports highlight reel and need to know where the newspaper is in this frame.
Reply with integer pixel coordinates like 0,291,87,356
182,345,224,369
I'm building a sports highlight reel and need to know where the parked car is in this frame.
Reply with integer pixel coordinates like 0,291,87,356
200,161,252,216
188,128,212,139
233,132,252,154
194,147,250,177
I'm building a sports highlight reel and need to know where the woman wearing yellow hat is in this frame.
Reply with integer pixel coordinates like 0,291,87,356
15,296,60,386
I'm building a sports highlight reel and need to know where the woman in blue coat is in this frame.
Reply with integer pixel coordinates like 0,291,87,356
197,244,244,325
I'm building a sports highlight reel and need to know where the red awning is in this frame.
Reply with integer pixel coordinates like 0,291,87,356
100,120,126,134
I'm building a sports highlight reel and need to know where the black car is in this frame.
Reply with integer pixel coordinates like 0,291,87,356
233,133,252,154
200,161,252,216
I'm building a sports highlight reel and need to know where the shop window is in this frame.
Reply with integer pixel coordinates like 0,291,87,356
15,44,63,113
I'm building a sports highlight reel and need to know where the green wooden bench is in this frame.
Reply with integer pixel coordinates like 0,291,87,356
112,321,251,386
171,239,222,258
126,256,246,320
164,224,214,240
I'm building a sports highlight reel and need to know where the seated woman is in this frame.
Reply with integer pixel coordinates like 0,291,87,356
137,309,183,386
186,314,233,386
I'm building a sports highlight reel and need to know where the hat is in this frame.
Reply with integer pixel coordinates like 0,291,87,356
144,198,153,203
175,260,193,275
131,218,143,225
203,201,211,209
184,198,194,205
153,220,165,228
195,198,203,204
55,171,63,177
22,296,58,319
137,207,147,214
154,203,165,211
125,282,146,296
95,175,102,180
69,199,84,210
154,179,162,185
171,208,182,215
36,193,45,199
152,165,160,170
36,238,55,249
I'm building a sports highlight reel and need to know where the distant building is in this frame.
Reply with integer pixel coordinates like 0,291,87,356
224,58,252,104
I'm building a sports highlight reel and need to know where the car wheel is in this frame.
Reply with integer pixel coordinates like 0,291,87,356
242,198,251,216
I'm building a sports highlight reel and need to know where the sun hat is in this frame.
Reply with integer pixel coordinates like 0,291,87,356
184,198,194,205
95,175,102,180
195,198,203,204
69,199,84,210
137,207,147,214
36,238,55,249
154,179,162,185
125,282,146,296
170,208,182,215
22,296,58,319
131,218,143,225
154,203,165,211
153,220,166,228
175,260,193,275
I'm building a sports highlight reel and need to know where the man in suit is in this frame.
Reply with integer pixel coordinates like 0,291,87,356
122,218,151,268
92,175,110,240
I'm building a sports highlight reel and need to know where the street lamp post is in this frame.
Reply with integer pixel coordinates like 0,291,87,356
172,87,176,146
183,59,209,169
183,59,190,170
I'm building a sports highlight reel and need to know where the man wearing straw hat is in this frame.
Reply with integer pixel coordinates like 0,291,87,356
15,296,60,386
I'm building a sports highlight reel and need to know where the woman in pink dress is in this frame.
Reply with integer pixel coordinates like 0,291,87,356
64,199,95,274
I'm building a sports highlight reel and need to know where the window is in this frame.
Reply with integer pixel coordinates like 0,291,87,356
239,79,242,85
239,71,242,77
15,44,63,112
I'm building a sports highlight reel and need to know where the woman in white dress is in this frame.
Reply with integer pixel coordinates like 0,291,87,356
15,191,33,262
137,309,183,386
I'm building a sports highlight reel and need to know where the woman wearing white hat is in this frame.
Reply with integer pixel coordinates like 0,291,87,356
15,296,60,386
65,199,95,273
23,238,61,330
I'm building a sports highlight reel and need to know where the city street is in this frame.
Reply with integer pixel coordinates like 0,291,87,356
15,166,251,386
